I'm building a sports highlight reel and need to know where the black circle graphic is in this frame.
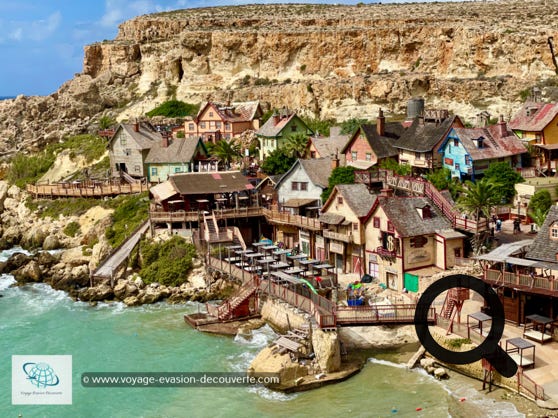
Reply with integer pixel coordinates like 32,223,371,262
414,274,517,378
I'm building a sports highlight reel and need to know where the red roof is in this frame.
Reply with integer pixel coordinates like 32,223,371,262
509,102,558,132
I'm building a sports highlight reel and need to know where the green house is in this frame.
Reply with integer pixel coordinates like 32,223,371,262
256,111,313,160
145,137,208,182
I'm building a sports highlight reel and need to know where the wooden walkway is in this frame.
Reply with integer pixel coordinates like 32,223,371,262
27,180,148,198
90,220,150,284
206,257,436,328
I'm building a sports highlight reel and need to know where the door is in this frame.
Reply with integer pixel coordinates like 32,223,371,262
352,256,363,275
335,254,343,274
404,272,419,293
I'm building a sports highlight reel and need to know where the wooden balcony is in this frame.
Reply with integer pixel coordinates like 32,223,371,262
483,268,558,296
150,207,264,223
323,229,352,243
261,208,322,231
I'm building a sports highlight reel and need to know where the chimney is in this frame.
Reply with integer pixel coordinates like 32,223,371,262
162,134,169,148
497,114,507,138
380,187,394,197
377,108,385,136
331,153,339,169
134,120,139,132
273,113,280,126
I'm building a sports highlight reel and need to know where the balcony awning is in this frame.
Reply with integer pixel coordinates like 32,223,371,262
318,213,345,225
283,198,317,208
150,181,177,203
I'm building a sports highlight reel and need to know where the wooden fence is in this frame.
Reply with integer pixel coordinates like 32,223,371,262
28,180,148,198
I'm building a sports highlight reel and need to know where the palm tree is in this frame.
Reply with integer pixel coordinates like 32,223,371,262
456,178,501,221
208,139,241,169
529,206,548,228
283,133,309,159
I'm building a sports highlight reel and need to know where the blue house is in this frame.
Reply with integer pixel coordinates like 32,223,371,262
438,118,526,180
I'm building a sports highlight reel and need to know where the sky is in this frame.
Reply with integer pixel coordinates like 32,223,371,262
0,0,458,97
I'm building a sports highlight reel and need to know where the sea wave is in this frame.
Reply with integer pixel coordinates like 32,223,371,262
0,274,16,291
0,246,31,262
367,357,407,369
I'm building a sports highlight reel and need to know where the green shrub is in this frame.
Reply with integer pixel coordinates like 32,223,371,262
63,221,81,237
7,152,55,188
105,193,150,247
447,338,471,349
139,236,197,286
146,100,199,118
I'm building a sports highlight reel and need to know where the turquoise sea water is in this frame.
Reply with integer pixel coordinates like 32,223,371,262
0,249,523,418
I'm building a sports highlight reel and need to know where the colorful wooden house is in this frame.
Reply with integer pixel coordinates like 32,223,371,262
272,158,332,251
341,109,405,169
364,191,465,292
509,101,558,173
186,101,262,142
439,117,526,180
145,137,208,183
395,111,463,174
319,184,377,274
305,127,350,159
108,121,163,178
256,111,313,160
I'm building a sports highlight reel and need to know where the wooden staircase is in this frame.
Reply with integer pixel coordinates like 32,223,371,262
440,288,470,335
206,276,259,320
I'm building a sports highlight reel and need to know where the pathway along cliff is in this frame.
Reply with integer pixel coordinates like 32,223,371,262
1,1,558,154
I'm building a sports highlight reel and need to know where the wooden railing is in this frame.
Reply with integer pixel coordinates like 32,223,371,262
518,369,546,401
261,208,322,231
27,181,148,198
207,256,255,285
483,268,557,293
150,210,200,223
336,304,435,325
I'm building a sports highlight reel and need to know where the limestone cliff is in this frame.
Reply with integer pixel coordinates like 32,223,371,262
2,1,558,154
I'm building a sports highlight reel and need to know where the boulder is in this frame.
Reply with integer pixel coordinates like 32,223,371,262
3,225,22,246
78,284,113,302
133,276,144,289
0,180,9,210
13,260,42,283
37,250,60,267
113,280,128,299
61,246,90,267
248,346,307,388
123,296,141,307
420,358,436,369
5,252,33,271
140,287,163,304
43,235,61,250
434,367,449,379
311,329,341,373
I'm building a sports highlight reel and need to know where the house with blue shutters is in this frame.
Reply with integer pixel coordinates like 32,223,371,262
438,116,527,180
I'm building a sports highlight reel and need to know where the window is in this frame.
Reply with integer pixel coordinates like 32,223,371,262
465,155,471,165
215,121,221,129
225,122,231,131
366,153,372,161
134,165,140,173
200,122,206,129
209,112,213,117
300,182,308,191
310,151,316,158
373,217,380,228
124,148,131,156
174,167,182,173
551,222,558,239
151,167,158,176
120,136,127,145
189,123,194,131
353,222,358,231
453,139,459,147
351,151,357,161
291,182,299,191
387,221,394,232
415,152,422,160
337,197,343,204
291,124,297,132
455,163,460,171
535,133,542,144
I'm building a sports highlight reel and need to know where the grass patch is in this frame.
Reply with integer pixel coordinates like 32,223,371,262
139,236,197,286
63,221,81,237
146,100,199,117
446,338,471,349
7,134,106,188
26,197,108,219
105,193,150,247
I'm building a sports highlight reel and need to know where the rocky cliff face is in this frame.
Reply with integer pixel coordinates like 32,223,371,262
1,1,558,154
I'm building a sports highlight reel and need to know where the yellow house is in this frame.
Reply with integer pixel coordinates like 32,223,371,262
509,101,558,173
319,184,376,274
364,191,465,293
514,177,558,219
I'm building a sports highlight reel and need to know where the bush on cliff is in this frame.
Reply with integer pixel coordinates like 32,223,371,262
139,236,197,286
146,100,199,118
105,193,149,247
